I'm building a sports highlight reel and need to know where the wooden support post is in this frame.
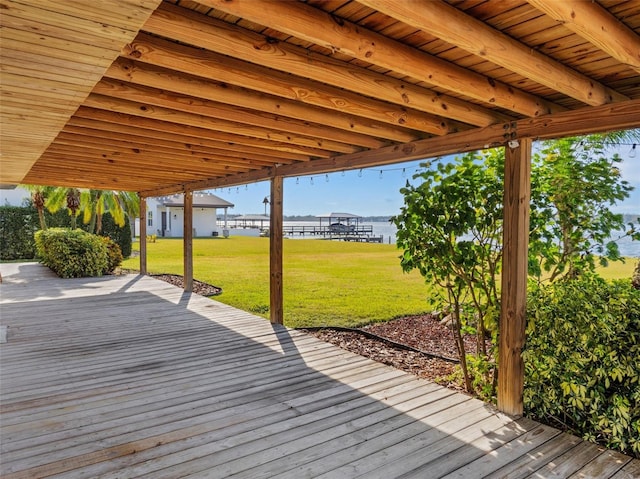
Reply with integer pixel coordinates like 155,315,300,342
139,196,147,275
270,176,284,324
183,190,193,293
498,137,532,416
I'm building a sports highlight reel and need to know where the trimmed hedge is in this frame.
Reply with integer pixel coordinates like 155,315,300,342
0,204,133,260
100,214,132,258
35,228,110,278
0,205,39,260
524,275,640,457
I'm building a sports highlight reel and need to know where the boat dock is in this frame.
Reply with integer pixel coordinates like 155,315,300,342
283,224,383,243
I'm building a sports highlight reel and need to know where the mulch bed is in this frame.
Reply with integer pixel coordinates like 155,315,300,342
302,313,486,389
150,274,222,296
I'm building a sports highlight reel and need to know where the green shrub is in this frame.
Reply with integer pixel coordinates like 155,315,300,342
35,228,108,278
524,275,640,457
100,214,132,258
101,236,123,273
0,205,39,260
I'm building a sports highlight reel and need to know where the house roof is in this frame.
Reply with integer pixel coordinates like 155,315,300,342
159,193,234,208
1,0,638,194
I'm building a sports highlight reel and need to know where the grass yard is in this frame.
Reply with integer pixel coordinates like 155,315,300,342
122,236,638,328
122,237,435,328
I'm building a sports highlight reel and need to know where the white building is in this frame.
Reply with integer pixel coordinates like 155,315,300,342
0,188,234,238
145,193,234,238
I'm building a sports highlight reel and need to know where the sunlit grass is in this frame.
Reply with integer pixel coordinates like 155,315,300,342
122,237,435,328
123,237,637,328
596,257,637,280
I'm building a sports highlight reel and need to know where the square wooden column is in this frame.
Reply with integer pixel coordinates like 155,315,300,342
270,176,284,324
498,137,532,416
183,190,193,293
139,196,147,275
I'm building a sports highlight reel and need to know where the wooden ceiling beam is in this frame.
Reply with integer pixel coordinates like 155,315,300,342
58,127,298,165
527,0,640,74
123,33,460,133
200,0,563,117
22,171,161,191
26,169,199,191
144,97,640,195
71,108,332,158
36,157,232,179
50,134,286,169
361,0,628,106
105,57,432,141
91,79,385,150
64,117,311,162
82,94,359,154
143,2,512,127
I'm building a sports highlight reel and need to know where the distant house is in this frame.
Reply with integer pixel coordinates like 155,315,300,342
145,193,234,238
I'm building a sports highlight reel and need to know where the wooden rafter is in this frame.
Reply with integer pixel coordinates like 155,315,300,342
527,0,640,74
361,0,628,106
104,58,433,141
142,2,513,128
138,98,640,198
122,33,459,133
71,109,332,158
201,0,563,117
82,94,360,154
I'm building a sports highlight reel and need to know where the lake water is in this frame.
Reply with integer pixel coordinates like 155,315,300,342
275,221,640,258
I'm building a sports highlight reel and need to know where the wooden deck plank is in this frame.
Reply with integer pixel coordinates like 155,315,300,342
609,459,640,479
568,449,632,479
1,265,637,479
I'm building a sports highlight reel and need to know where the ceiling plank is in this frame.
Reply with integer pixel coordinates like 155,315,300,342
527,0,640,74
105,58,432,141
91,79,387,150
143,2,513,127
361,0,628,106
0,0,161,185
200,0,563,117
123,33,459,133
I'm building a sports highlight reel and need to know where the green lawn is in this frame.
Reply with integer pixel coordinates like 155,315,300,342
122,237,435,328
122,236,637,328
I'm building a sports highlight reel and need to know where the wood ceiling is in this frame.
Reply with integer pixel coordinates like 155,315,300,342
2,0,639,195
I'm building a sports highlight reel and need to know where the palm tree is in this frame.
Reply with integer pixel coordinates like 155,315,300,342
45,187,81,229
80,190,139,234
22,184,54,230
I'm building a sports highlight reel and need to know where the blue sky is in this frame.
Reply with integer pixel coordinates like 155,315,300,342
210,142,640,217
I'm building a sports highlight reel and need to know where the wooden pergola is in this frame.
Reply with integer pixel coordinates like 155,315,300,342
1,0,639,416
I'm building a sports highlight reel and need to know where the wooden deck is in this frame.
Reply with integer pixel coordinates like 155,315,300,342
1,264,638,478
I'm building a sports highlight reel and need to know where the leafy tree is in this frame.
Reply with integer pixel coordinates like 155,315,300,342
393,150,504,393
393,134,637,396
529,136,636,282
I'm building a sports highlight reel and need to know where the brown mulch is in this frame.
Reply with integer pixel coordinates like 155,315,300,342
303,313,493,389
120,270,222,296
150,274,222,296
